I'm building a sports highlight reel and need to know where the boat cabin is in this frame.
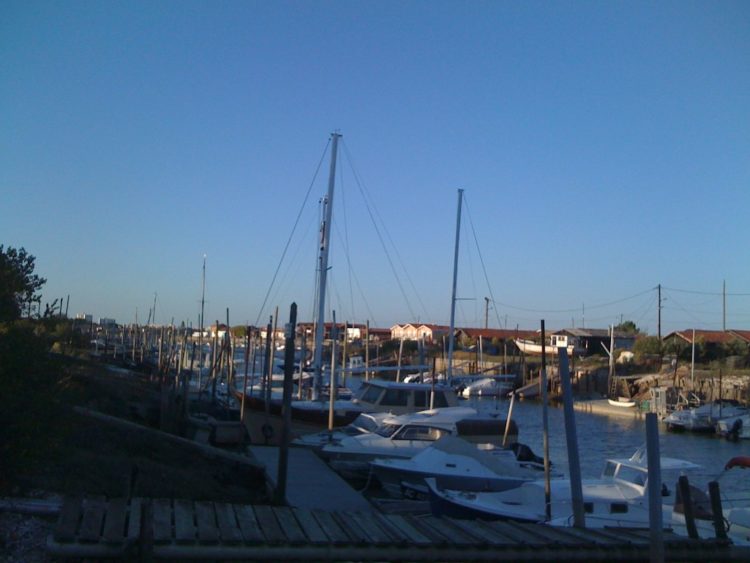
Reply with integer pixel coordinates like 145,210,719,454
352,379,458,414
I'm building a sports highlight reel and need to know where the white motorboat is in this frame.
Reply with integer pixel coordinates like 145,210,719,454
716,413,750,440
317,406,517,480
459,375,515,398
291,412,390,448
664,400,747,432
514,336,583,357
370,435,546,498
427,446,700,526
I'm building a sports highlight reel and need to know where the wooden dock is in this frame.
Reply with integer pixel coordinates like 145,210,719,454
248,445,373,512
47,495,748,561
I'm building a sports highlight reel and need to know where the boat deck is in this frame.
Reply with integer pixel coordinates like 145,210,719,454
46,495,747,561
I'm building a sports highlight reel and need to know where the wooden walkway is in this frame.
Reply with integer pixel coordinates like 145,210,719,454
248,445,373,512
46,495,748,561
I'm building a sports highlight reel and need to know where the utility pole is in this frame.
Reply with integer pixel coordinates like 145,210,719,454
657,284,662,340
484,297,490,329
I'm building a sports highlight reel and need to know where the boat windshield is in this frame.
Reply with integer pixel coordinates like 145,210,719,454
375,423,401,438
352,414,381,433
393,425,451,441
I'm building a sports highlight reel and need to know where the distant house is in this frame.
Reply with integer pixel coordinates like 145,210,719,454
662,329,739,347
390,323,450,343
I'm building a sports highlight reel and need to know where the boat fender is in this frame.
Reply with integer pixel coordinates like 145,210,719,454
725,456,750,471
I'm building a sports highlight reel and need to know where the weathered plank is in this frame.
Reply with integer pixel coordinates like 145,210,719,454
487,520,550,546
79,496,106,543
346,511,393,545
375,513,431,546
102,498,128,544
126,498,142,541
152,499,173,543
233,504,264,544
416,515,477,546
272,507,307,544
253,505,286,543
54,496,83,542
213,502,242,544
194,501,219,544
402,514,455,545
291,508,330,545
173,499,196,544
441,517,492,546
462,518,517,546
332,511,370,544
311,509,351,545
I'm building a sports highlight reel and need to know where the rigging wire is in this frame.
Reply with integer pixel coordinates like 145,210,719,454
662,286,750,297
493,287,656,314
341,140,426,321
253,139,331,327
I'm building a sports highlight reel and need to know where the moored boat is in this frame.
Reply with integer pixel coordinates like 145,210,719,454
317,406,518,481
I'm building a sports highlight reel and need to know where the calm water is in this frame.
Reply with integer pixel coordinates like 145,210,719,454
465,397,750,500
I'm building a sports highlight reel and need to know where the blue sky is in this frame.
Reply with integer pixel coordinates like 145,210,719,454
2,1,749,333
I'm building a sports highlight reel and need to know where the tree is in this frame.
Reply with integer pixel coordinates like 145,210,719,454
0,246,46,321
614,320,640,334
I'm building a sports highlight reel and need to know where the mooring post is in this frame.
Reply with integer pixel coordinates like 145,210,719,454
646,412,664,563
708,481,728,540
558,348,585,528
502,392,516,447
678,475,700,539
275,302,297,505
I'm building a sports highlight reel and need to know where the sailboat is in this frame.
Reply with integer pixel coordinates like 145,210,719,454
232,134,463,443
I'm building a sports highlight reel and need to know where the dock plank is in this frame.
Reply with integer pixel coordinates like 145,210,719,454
417,515,478,546
194,501,219,544
381,513,432,546
102,498,128,544
311,509,351,545
486,521,550,545
332,511,370,544
272,507,307,544
291,508,330,545
126,498,141,541
78,496,106,543
402,514,459,545
151,499,173,543
173,499,196,544
347,511,393,545
54,496,83,542
465,519,518,545
369,512,414,546
253,505,285,543
214,502,242,544
233,504,264,544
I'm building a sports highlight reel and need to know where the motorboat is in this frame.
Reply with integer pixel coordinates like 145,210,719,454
291,412,390,448
351,378,461,413
664,400,747,432
427,446,700,526
370,435,546,498
459,375,515,398
317,406,518,480
607,397,636,408
716,413,750,440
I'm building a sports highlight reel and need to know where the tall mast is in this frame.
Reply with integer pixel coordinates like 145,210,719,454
312,132,341,400
199,255,206,371
446,188,463,382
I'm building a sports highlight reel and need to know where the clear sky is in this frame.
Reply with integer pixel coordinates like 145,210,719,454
2,1,749,334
